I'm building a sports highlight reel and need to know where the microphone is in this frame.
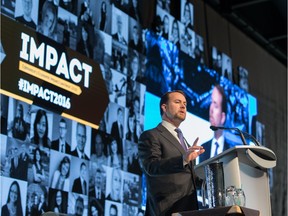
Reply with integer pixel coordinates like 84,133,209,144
210,126,262,146
210,125,248,145
240,130,261,146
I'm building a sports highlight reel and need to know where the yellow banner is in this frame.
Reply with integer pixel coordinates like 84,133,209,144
19,61,82,95
0,89,33,104
61,113,99,129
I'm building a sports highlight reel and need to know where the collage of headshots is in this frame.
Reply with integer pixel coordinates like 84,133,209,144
0,93,145,216
1,0,150,215
145,0,251,135
1,0,253,216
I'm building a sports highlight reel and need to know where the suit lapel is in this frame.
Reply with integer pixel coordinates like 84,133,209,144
156,124,186,154
224,140,230,151
156,124,195,172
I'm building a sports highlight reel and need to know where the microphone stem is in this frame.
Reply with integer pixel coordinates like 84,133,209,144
242,131,261,146
236,128,248,145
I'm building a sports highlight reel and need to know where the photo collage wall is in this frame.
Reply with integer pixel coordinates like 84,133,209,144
1,0,147,215
145,1,252,137
0,0,255,216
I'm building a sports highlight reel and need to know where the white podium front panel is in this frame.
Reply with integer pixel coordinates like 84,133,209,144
195,146,276,216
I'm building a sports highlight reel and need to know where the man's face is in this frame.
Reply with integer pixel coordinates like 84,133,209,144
162,92,187,125
77,125,86,152
14,147,18,156
91,206,98,216
132,0,137,7
59,122,67,139
80,164,87,178
128,116,135,131
111,140,118,153
56,191,62,205
116,16,123,34
126,142,133,155
82,27,88,41
22,0,32,17
95,135,103,156
95,170,102,186
209,87,225,127
217,54,222,67
34,195,38,204
21,144,26,153
40,194,45,202
118,110,124,122
109,206,117,216
131,57,139,75
75,200,84,216
132,28,139,41
133,101,140,115
16,104,23,118
36,150,41,161
163,16,169,33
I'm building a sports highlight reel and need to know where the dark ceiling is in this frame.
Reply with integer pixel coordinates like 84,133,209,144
205,0,287,66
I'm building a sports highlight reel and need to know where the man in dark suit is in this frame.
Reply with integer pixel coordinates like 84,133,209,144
51,118,71,154
128,0,140,21
128,25,144,53
74,196,84,216
18,143,29,180
111,14,127,72
71,122,89,160
111,107,124,155
112,14,127,45
10,146,21,179
15,0,36,29
10,145,29,180
89,168,105,209
199,84,231,163
79,0,95,27
138,90,205,216
72,162,87,195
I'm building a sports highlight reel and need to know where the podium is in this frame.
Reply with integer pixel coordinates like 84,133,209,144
194,146,277,216
172,205,260,216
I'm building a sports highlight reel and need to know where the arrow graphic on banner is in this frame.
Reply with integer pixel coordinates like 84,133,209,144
0,40,6,64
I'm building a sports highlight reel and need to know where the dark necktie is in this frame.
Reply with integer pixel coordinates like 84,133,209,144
61,144,64,153
214,142,219,156
175,128,187,151
14,157,18,168
82,181,86,195
84,42,90,57
119,124,123,138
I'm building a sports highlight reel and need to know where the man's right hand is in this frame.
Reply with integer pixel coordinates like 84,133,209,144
184,137,205,162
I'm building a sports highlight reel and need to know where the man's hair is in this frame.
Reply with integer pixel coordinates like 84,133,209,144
59,118,67,125
110,204,118,214
160,90,186,116
117,107,123,114
214,84,227,114
76,196,84,206
80,162,86,169
77,122,87,133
